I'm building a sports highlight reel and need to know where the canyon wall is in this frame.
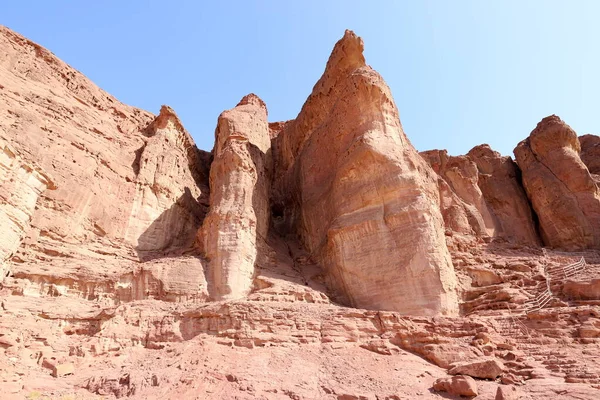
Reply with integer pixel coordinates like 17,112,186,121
0,25,209,302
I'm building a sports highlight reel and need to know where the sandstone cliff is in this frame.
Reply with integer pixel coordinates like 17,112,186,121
272,30,458,316
3,25,600,400
514,115,600,250
201,94,271,300
420,145,539,247
0,25,210,303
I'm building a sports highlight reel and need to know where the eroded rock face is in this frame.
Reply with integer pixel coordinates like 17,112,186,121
467,145,540,246
0,25,209,302
514,116,600,250
579,134,600,177
272,30,458,316
0,141,54,281
4,25,600,400
201,94,271,301
421,146,540,247
127,105,210,258
421,149,497,237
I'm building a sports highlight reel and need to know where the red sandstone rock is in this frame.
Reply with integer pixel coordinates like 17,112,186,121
514,116,600,250
579,134,600,176
271,30,458,316
495,385,520,400
449,358,505,379
421,145,540,247
201,93,272,300
467,144,540,246
433,375,478,397
2,25,600,400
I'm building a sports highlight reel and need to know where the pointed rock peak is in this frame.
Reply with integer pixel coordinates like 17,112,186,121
144,105,188,138
324,29,366,76
236,93,267,114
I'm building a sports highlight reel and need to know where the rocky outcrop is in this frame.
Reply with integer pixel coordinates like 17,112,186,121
0,25,209,302
514,116,600,250
127,105,210,258
272,30,458,316
449,358,504,379
467,145,540,246
421,149,497,237
579,134,600,177
433,375,478,397
201,94,271,301
5,25,600,400
0,140,54,282
421,146,540,247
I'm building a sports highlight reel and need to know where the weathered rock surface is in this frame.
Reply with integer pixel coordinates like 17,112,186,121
272,30,458,316
0,140,54,282
449,358,504,379
3,25,600,400
514,115,600,250
0,25,210,302
579,134,600,176
495,385,520,400
421,149,497,237
421,145,539,246
467,144,540,246
201,94,271,300
433,375,478,397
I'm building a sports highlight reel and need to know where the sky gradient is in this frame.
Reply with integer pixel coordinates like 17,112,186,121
3,1,599,156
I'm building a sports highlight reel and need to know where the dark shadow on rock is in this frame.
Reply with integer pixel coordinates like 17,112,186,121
131,141,147,176
135,187,208,262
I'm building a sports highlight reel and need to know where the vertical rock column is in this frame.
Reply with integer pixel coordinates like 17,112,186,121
272,31,458,316
201,94,271,300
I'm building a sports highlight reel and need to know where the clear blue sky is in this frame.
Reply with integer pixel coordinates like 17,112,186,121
3,1,599,155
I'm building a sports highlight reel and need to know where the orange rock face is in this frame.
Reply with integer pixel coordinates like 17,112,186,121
467,144,540,246
4,26,600,400
0,25,210,303
421,145,539,247
514,116,600,250
201,94,271,300
579,134,600,178
272,30,458,315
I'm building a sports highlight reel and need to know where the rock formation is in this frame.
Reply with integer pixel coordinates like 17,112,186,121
421,149,497,237
421,146,539,247
3,25,600,400
0,24,210,303
467,144,540,246
579,134,600,177
0,140,54,282
201,94,271,300
271,30,458,316
514,115,600,250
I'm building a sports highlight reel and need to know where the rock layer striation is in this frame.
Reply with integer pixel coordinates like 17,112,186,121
272,30,459,315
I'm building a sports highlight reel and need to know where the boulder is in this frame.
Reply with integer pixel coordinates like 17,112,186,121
433,375,478,397
495,385,520,400
449,358,504,379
